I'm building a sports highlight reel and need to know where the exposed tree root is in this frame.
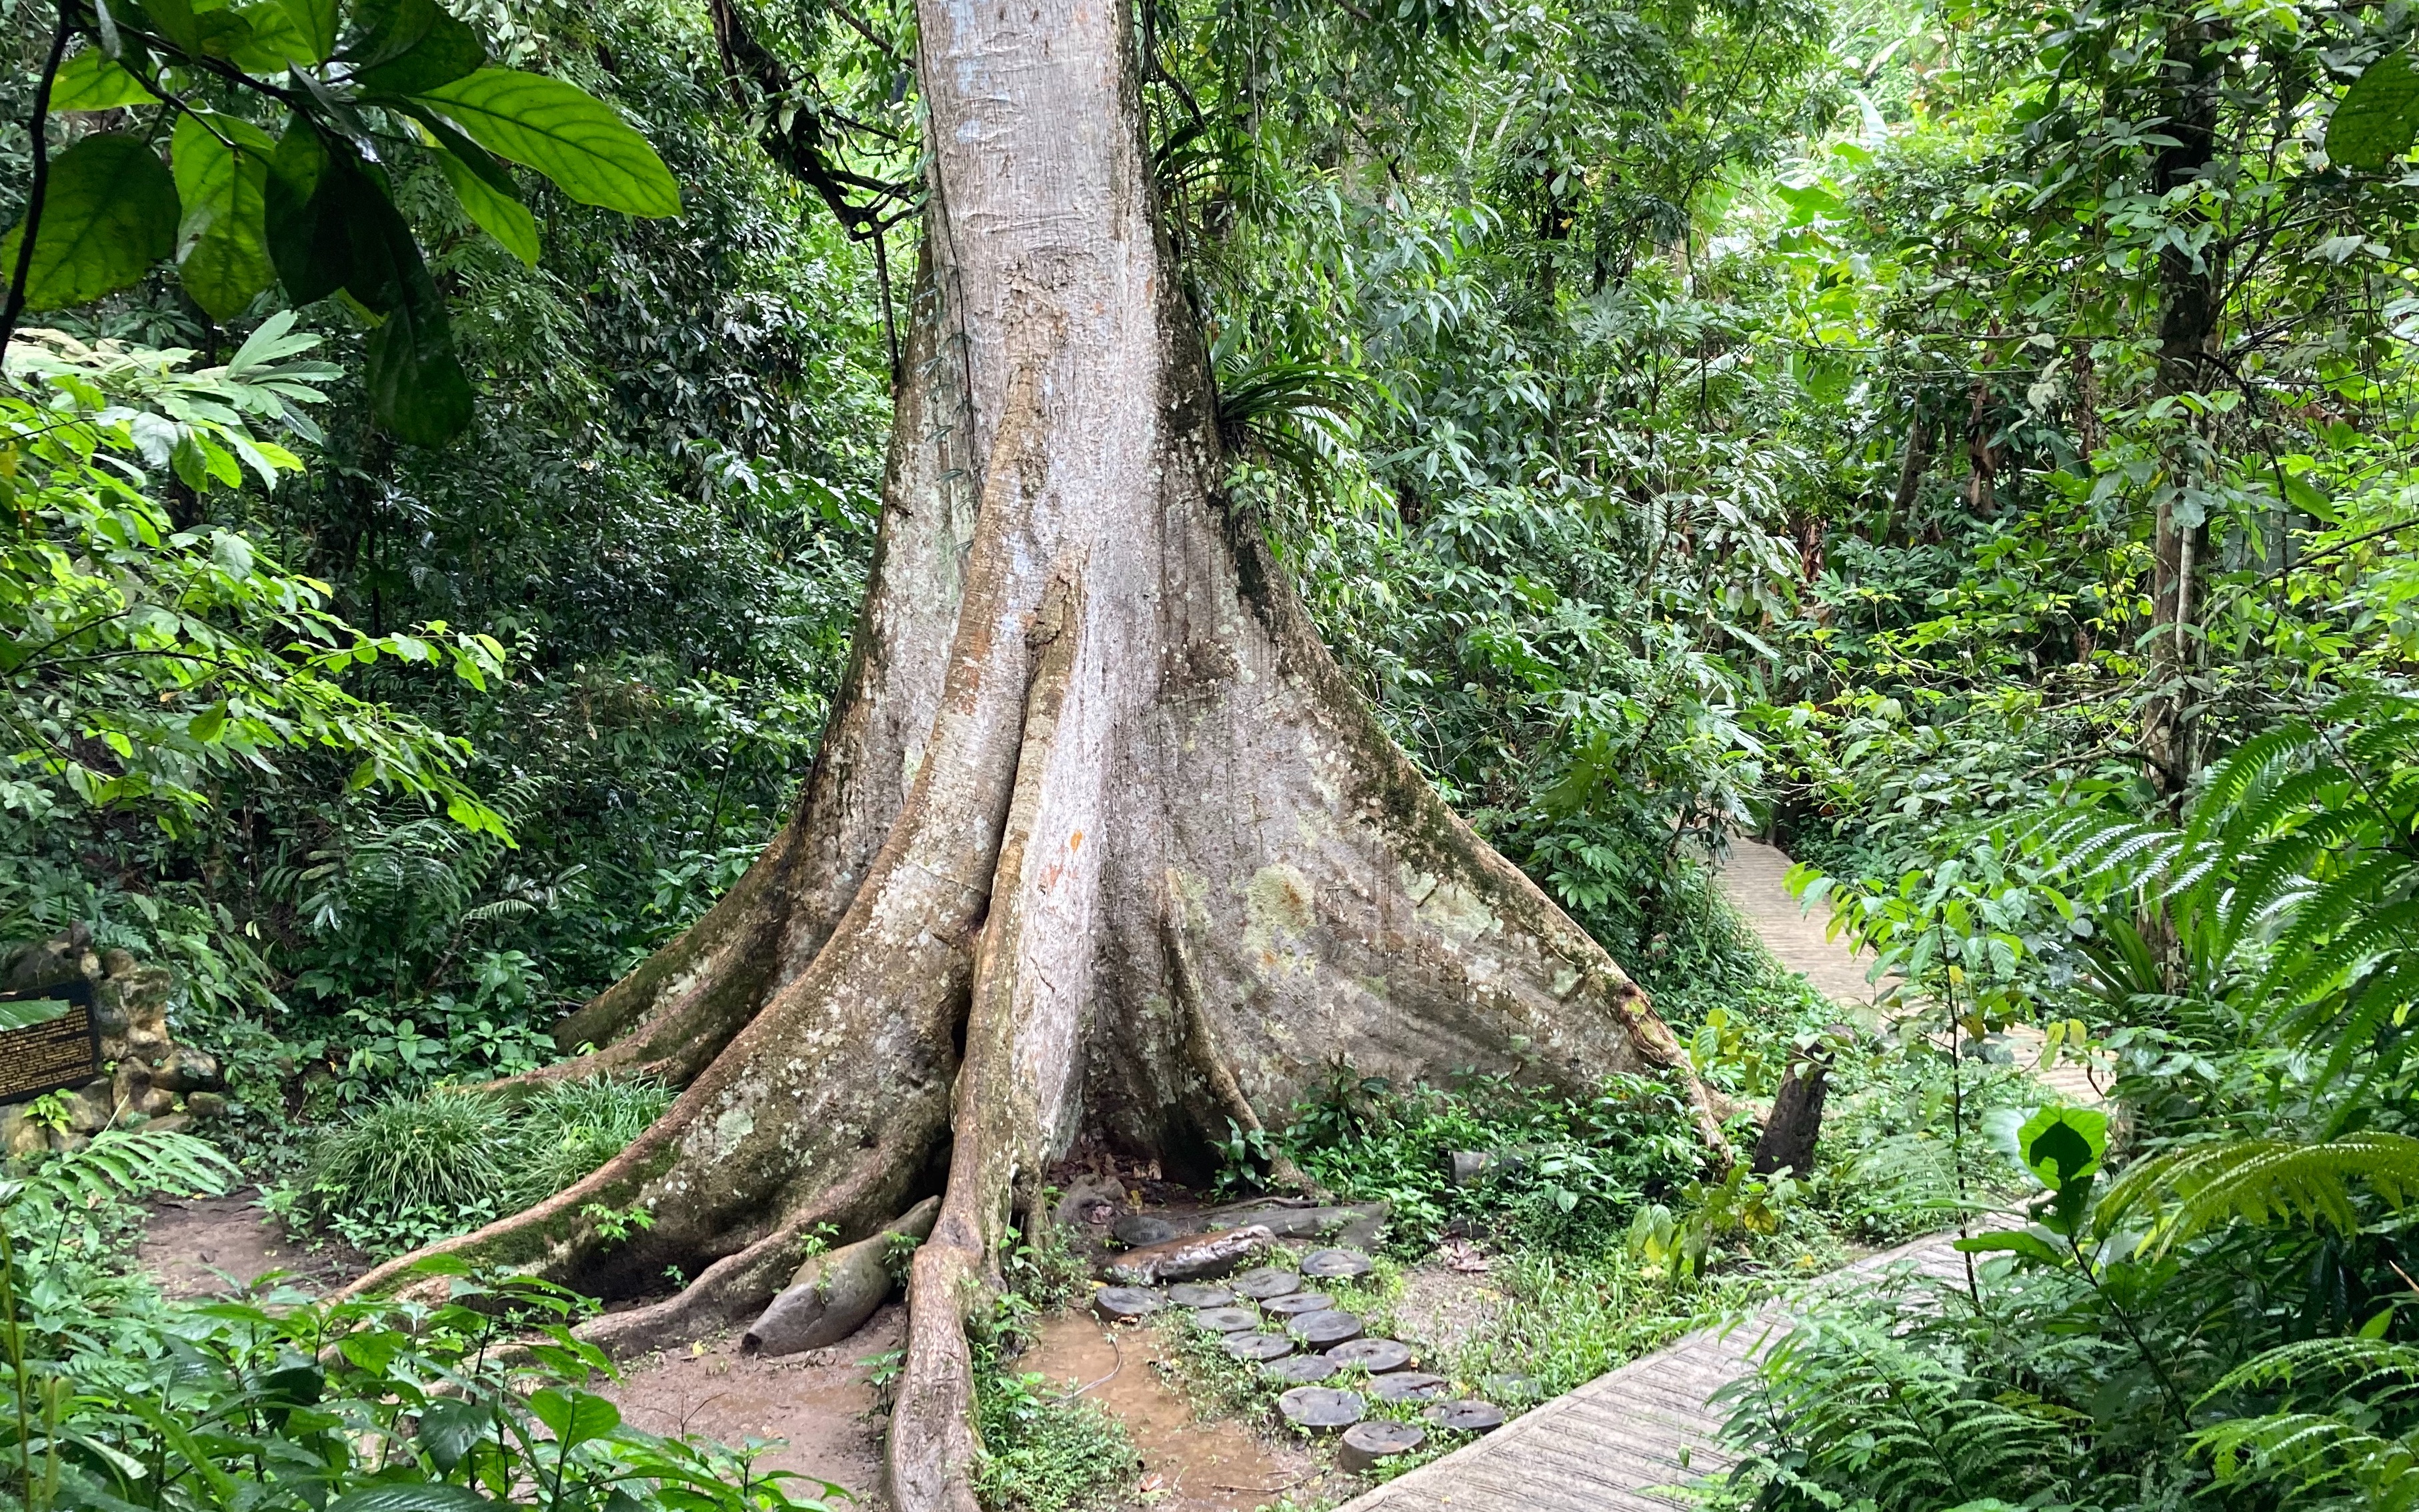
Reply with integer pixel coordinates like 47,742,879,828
345,8,1723,1509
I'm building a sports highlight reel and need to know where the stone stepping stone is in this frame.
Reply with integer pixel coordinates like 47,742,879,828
1338,1419,1425,1473
1287,1309,1364,1349
1301,1246,1374,1280
1167,1283,1234,1308
1093,1285,1165,1320
1369,1371,1449,1403
1328,1337,1414,1373
1480,1372,1544,1402
1422,1399,1506,1433
1190,1306,1260,1333
1112,1213,1186,1247
1232,1266,1302,1300
1222,1331,1294,1362
1276,1385,1365,1433
1261,1353,1340,1385
1261,1291,1336,1318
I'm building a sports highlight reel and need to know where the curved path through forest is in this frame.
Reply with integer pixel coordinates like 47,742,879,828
1334,837,2036,1512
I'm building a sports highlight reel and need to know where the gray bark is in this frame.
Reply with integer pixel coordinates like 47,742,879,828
343,5,1712,1507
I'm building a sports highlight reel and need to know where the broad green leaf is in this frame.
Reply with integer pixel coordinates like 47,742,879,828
136,0,207,55
263,123,350,303
274,0,337,61
429,143,538,265
49,49,161,110
527,1387,620,1448
172,113,277,319
363,285,471,444
415,69,681,217
2018,1106,2108,1191
1954,1229,2066,1267
0,995,75,1031
229,2,317,69
353,5,483,95
2328,49,2419,170
0,133,179,311
327,1487,497,1512
415,1399,490,1472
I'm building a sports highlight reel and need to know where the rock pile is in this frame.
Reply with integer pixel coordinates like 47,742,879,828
1,929,229,1155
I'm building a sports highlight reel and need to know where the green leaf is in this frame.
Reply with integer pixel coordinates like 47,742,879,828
0,995,75,1031
353,6,483,95
347,187,472,443
2328,49,2419,171
137,0,207,56
327,1487,497,1512
415,69,681,217
263,122,348,303
1954,1229,2067,1267
49,49,161,110
229,2,317,70
2019,1106,2108,1191
527,1387,620,1449
429,143,537,265
0,133,179,311
274,0,338,61
415,1400,490,1473
172,112,277,319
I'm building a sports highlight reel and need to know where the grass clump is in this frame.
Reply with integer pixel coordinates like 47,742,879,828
972,1365,1137,1512
283,1075,671,1257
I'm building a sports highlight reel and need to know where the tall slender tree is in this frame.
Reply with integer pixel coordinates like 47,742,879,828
347,3,1707,1502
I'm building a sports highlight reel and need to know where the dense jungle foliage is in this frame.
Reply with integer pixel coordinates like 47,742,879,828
8,0,2419,1507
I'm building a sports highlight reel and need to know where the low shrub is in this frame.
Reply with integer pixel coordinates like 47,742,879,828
1278,1064,1708,1250
972,1363,1137,1512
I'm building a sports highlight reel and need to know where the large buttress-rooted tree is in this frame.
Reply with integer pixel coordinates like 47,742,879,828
350,4,1706,1505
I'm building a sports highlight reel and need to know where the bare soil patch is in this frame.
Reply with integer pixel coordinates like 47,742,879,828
605,1305,901,1509
138,1191,361,1298
1386,1261,1508,1365
1019,1311,1330,1511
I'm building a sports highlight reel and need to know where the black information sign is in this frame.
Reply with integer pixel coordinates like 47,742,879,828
0,979,99,1103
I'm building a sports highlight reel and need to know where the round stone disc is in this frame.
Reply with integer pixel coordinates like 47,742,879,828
1369,1371,1449,1403
1232,1266,1303,1300
1276,1385,1366,1432
1222,1331,1295,1362
1262,1291,1336,1318
1423,1399,1506,1433
1261,1353,1340,1385
1301,1247,1375,1279
1328,1337,1414,1373
1338,1419,1425,1472
1288,1309,1364,1349
1093,1285,1166,1320
1112,1213,1184,1247
1191,1306,1260,1333
1167,1283,1234,1309
1480,1373,1544,1403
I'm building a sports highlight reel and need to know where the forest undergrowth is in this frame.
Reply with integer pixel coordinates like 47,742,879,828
7,0,2419,1507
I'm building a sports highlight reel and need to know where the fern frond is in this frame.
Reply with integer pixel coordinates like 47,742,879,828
2205,1336,2419,1399
2094,1133,2419,1255
2192,1411,2419,1511
1,1127,237,1215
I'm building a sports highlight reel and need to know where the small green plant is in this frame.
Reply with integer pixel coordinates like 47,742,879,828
1211,1117,1275,1195
972,1363,1138,1512
503,1075,672,1206
581,1201,657,1243
20,1094,68,1137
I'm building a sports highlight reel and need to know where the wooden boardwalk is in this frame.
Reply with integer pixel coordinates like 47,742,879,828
1336,1235,1967,1512
1337,839,2088,1512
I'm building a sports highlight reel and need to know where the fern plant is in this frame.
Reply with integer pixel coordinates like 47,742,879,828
2194,1337,2419,1510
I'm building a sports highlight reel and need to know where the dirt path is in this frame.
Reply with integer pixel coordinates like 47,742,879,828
1717,836,2104,1105
605,1309,900,1509
1019,1312,1326,1511
137,1191,360,1298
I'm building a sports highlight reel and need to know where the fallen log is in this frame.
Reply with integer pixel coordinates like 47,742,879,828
1099,1223,1273,1284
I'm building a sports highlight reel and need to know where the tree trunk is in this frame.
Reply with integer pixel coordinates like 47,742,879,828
2144,14,2224,806
345,6,1708,1506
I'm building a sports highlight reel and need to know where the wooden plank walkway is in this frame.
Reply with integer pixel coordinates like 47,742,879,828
1336,1235,1968,1512
1338,838,2089,1512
